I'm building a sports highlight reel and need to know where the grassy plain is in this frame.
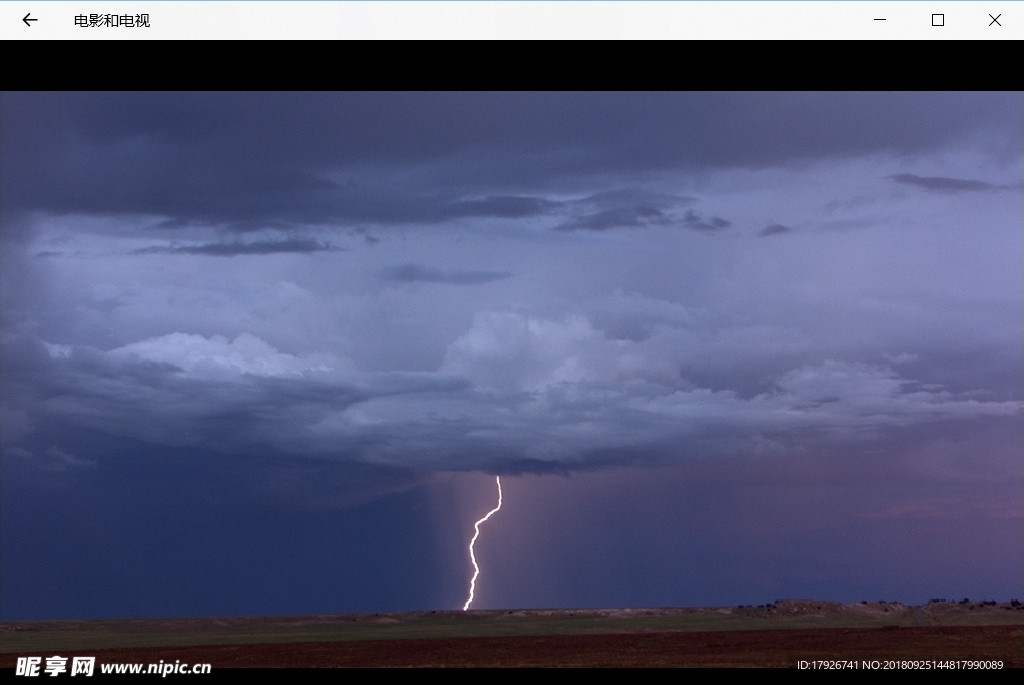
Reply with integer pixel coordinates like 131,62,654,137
2,600,1021,654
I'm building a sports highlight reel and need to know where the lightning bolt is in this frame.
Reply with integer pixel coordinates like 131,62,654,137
462,476,502,611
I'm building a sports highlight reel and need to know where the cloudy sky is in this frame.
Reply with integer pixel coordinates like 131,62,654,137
2,93,1021,619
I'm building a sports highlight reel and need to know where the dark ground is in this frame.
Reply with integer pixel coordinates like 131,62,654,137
3,601,1020,668
2,625,1020,668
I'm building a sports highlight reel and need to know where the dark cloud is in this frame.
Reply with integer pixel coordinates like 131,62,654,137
67,356,1024,470
557,206,671,231
759,224,793,237
890,174,1014,193
132,239,338,256
3,92,1019,228
683,210,731,231
379,264,512,285
556,189,696,232
445,196,555,219
558,206,731,233
5,320,1014,477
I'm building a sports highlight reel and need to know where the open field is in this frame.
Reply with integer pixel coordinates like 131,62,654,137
2,601,1021,667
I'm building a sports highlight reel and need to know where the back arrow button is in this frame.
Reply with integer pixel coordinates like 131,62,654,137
24,13,38,26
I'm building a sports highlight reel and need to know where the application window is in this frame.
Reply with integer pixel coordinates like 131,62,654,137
3,1,1020,39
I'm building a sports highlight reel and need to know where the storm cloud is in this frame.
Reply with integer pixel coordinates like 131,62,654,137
0,92,1015,481
2,92,1021,620
681,209,731,231
1,92,1020,479
133,239,337,256
759,224,793,237
890,173,1015,193
3,92,1020,230
6,329,1017,475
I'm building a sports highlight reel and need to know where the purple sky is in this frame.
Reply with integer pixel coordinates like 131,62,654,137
1,93,1020,619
